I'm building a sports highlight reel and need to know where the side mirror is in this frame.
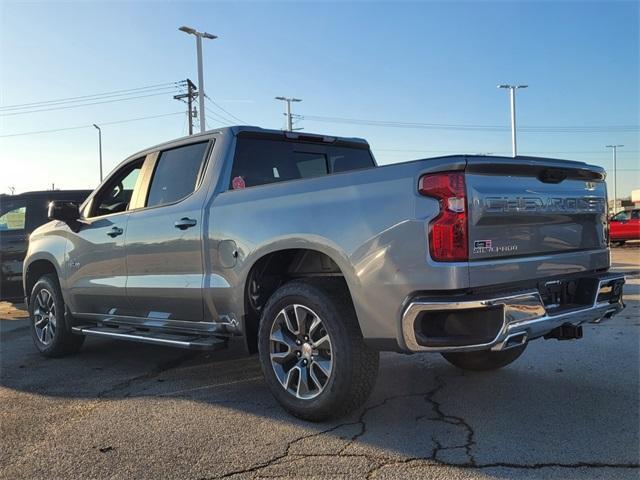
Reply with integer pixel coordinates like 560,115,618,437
48,201,80,223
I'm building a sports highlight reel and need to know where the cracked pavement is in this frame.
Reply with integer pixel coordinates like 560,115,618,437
1,248,639,479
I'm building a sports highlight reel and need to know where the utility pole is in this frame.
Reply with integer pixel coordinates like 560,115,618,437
275,96,302,131
174,79,198,135
606,144,624,214
179,26,218,133
93,124,103,182
497,84,528,157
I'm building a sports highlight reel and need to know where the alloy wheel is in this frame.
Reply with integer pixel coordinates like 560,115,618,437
33,288,56,345
269,304,333,400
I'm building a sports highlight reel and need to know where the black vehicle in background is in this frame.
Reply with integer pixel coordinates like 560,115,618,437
0,190,91,300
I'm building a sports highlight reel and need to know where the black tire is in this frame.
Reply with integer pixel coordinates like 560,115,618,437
612,240,626,247
29,274,84,357
258,278,379,421
441,343,527,371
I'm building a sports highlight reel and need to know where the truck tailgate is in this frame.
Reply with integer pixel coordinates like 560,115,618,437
464,157,609,285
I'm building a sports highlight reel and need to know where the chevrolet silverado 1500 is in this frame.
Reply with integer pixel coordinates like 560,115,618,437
24,126,625,420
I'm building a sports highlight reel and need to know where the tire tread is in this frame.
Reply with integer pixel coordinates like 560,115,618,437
258,278,378,421
29,274,84,357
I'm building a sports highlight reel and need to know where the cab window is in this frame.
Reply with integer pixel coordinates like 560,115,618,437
89,159,144,218
146,141,209,208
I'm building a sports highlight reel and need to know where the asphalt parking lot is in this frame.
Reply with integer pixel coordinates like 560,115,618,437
1,247,639,480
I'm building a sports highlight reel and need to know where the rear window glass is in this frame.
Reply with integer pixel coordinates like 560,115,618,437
230,137,374,189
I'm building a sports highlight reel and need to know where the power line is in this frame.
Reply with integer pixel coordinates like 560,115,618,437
301,115,639,133
205,105,235,124
204,94,247,124
0,91,182,117
204,106,235,126
0,112,184,138
0,85,181,113
0,86,180,113
376,148,640,154
0,81,184,111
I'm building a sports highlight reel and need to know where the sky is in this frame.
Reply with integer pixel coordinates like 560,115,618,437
1,0,638,199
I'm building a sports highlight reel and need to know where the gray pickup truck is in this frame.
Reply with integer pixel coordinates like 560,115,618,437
24,126,625,420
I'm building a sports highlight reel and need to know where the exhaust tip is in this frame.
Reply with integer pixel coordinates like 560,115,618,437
503,332,528,349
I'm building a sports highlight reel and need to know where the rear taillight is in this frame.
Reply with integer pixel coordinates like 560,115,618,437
419,171,468,262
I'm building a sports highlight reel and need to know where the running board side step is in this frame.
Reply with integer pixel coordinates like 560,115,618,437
71,326,228,350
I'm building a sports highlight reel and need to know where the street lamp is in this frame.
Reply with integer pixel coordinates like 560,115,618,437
606,144,624,214
179,25,218,133
275,96,302,131
498,84,528,157
93,124,103,182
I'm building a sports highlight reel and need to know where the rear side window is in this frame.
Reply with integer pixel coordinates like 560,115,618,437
146,141,209,208
612,211,630,221
230,137,374,189
0,205,26,231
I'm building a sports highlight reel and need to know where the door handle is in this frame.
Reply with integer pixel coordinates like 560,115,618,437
174,217,197,230
107,227,124,238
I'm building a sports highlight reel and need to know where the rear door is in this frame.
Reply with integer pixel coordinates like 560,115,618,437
124,140,212,323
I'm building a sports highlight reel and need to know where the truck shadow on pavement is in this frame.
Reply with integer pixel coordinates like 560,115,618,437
1,313,639,478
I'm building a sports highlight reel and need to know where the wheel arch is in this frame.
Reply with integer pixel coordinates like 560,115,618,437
24,257,61,306
241,243,362,353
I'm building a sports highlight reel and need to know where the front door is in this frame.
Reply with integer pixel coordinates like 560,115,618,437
66,158,145,316
125,140,212,322
0,198,28,297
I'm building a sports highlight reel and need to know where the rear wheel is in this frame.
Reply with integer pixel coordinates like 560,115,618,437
441,343,527,371
612,240,626,247
258,279,379,421
29,274,84,357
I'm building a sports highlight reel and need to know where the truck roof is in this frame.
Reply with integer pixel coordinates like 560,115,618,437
132,126,370,159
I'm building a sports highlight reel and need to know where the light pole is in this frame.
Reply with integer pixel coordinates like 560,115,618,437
606,144,624,214
179,26,218,133
498,84,528,157
93,124,103,182
275,96,302,131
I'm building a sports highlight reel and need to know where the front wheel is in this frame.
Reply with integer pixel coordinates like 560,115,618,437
29,274,84,357
441,343,527,371
258,279,379,421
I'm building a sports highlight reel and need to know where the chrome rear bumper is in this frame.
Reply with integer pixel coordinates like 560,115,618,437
401,273,625,353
